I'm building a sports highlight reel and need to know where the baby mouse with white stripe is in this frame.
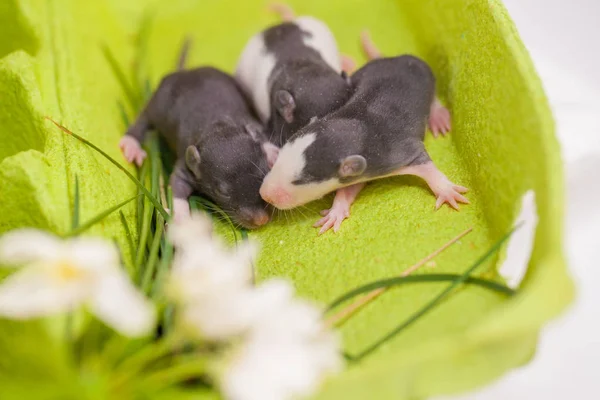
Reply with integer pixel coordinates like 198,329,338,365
119,39,278,229
260,32,469,234
235,4,354,147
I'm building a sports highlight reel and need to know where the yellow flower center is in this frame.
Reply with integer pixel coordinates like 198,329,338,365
52,260,83,281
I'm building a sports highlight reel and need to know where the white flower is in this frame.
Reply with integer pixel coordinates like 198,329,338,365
0,229,155,337
168,213,258,339
222,280,343,400
167,213,343,399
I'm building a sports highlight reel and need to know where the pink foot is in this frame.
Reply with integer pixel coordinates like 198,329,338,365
434,181,469,210
314,204,350,235
119,136,147,166
269,3,295,21
312,183,365,235
429,99,451,137
360,30,382,60
341,54,356,74
396,162,468,210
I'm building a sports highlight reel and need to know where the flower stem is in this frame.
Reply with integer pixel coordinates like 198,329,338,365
139,355,207,391
111,334,182,389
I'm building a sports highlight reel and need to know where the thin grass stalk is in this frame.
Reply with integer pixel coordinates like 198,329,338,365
45,118,168,219
119,210,136,275
326,227,473,327
350,224,521,361
65,195,141,237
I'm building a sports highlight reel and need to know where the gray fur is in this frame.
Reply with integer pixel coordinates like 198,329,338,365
125,67,272,229
293,55,435,185
262,22,352,146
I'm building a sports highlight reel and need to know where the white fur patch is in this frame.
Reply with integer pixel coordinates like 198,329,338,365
268,133,316,184
235,34,276,123
261,132,340,208
499,190,539,289
294,16,342,73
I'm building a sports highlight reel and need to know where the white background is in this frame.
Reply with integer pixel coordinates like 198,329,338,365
440,0,600,398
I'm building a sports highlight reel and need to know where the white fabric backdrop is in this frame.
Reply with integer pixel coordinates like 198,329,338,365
437,0,600,398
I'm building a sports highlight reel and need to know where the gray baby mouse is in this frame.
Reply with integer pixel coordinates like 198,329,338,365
235,4,354,147
119,40,279,228
260,32,468,234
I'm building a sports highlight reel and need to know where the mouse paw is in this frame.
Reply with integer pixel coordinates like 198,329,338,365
119,136,147,166
269,3,295,21
429,99,451,137
341,54,356,74
434,183,469,210
313,205,350,235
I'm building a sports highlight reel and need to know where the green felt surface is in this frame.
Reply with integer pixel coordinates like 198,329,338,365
0,0,572,399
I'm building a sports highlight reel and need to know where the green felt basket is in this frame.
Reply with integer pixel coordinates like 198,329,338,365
0,0,573,399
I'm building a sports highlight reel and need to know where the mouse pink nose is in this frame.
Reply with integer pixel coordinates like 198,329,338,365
260,185,292,208
252,212,269,227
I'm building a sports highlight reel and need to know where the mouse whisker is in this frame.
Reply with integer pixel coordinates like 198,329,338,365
249,160,266,176
278,123,284,147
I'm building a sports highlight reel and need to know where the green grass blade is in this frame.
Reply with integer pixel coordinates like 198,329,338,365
65,195,141,237
142,214,164,294
326,274,514,312
117,101,131,129
138,356,206,391
137,161,150,235
152,181,174,299
45,118,169,220
72,175,80,230
101,44,141,112
136,193,154,277
351,224,522,362
119,210,136,276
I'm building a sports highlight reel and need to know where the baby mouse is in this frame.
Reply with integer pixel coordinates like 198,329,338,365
119,39,279,228
260,32,469,234
235,3,354,147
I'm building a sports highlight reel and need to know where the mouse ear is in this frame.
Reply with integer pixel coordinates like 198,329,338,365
274,90,296,124
185,145,202,179
244,123,264,142
262,142,280,169
339,155,367,178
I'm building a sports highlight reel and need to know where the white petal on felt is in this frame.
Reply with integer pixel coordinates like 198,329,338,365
89,272,156,337
0,268,88,318
499,190,539,289
0,229,61,266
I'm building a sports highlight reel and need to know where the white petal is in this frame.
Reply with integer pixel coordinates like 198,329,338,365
0,229,61,266
235,240,259,267
88,272,155,337
181,287,259,340
66,237,121,273
168,212,213,249
0,268,87,318
223,339,326,400
499,190,539,289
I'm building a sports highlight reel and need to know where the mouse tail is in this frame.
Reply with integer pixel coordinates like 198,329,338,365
177,36,193,71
